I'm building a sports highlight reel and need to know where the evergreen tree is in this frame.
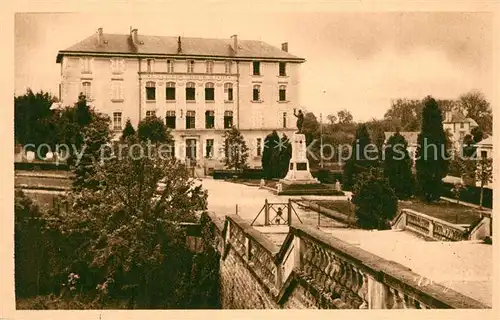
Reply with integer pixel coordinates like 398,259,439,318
342,124,377,190
137,115,169,144
476,157,493,209
277,134,292,178
415,96,449,202
352,168,398,230
383,131,414,199
261,131,280,179
121,119,136,141
221,127,249,172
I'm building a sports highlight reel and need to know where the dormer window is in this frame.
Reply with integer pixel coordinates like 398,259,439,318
167,60,174,73
187,60,195,73
206,60,214,74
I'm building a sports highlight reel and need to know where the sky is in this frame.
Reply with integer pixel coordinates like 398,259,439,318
14,11,493,122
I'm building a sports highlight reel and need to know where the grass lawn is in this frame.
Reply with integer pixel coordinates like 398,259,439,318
399,199,483,225
312,200,353,216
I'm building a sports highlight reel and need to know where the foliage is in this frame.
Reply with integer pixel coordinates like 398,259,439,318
384,99,422,131
14,88,57,153
261,131,291,179
121,119,136,141
450,182,467,204
476,157,493,209
221,127,249,171
43,141,208,308
415,96,449,202
336,109,353,124
458,90,493,135
137,115,170,143
352,168,398,230
383,132,415,199
342,124,378,190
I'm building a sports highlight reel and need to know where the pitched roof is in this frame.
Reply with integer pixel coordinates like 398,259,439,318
57,33,305,62
475,136,493,147
384,131,419,146
465,117,479,127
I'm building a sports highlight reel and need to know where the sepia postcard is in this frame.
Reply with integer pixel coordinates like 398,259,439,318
2,1,499,320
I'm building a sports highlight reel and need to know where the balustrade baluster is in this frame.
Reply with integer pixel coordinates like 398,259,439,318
357,271,369,309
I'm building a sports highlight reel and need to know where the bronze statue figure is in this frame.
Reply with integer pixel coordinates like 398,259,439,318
293,108,304,133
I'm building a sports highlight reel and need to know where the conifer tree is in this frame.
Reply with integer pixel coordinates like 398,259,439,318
415,96,449,202
121,119,136,141
221,127,249,172
383,131,415,199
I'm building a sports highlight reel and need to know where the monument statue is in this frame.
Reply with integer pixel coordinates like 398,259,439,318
293,109,304,133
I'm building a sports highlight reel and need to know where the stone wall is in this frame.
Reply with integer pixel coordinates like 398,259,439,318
202,212,488,309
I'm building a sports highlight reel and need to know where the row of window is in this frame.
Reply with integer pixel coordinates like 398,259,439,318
145,81,287,102
112,110,289,131
80,57,288,76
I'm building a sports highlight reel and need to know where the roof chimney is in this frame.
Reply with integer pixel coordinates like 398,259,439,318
177,36,182,54
130,27,139,46
281,42,288,52
231,34,238,54
96,27,103,45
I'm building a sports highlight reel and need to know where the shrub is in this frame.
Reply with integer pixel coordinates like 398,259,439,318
352,168,398,230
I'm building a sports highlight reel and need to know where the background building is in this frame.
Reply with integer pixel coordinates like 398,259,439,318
56,28,305,169
442,110,479,150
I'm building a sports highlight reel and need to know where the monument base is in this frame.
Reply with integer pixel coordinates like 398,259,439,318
279,133,319,185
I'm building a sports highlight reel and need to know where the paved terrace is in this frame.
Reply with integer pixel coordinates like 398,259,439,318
202,178,492,307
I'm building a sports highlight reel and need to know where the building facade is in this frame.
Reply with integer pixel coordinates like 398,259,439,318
56,28,305,169
442,111,479,150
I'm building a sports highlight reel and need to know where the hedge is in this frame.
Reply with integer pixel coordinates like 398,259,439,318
441,182,493,209
213,168,344,184
15,162,70,171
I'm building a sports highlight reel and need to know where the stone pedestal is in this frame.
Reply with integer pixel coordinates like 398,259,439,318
280,133,319,185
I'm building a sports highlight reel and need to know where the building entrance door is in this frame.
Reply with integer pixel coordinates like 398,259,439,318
185,139,197,163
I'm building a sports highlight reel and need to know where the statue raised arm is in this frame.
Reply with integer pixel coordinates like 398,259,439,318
293,108,304,133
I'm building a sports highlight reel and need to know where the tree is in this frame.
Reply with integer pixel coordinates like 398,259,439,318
450,182,466,204
342,124,377,190
383,132,414,199
415,96,449,202
352,168,398,230
221,127,249,172
14,88,57,153
337,109,353,124
384,99,422,131
137,115,169,143
326,114,337,124
121,119,136,141
262,131,279,179
277,134,292,178
476,157,493,209
44,141,207,307
458,90,492,135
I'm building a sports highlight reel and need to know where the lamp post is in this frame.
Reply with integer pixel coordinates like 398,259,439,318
320,112,324,168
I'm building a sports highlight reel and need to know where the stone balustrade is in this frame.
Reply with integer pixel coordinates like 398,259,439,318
393,209,467,241
204,212,486,309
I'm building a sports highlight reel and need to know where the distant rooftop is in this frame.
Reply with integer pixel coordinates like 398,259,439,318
384,131,419,146
57,30,305,62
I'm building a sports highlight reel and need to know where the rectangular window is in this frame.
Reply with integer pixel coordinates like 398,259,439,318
186,82,196,101
279,85,286,101
186,110,196,129
111,58,125,74
165,82,176,100
80,57,92,74
146,110,156,118
113,112,122,131
283,112,287,128
166,140,175,158
205,110,215,129
253,61,260,75
206,60,214,74
146,59,155,73
167,60,174,73
279,62,287,76
81,81,92,100
224,111,233,129
253,85,260,101
225,60,232,74
481,150,487,158
256,138,262,156
224,83,233,101
206,139,214,158
460,122,465,129
205,83,215,101
187,60,195,73
166,110,176,129
146,81,156,101
111,80,124,101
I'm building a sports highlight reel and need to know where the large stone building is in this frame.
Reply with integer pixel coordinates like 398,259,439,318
442,111,479,150
56,28,305,169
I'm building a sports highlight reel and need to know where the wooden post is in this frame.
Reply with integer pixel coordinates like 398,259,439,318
264,199,269,226
287,198,292,226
